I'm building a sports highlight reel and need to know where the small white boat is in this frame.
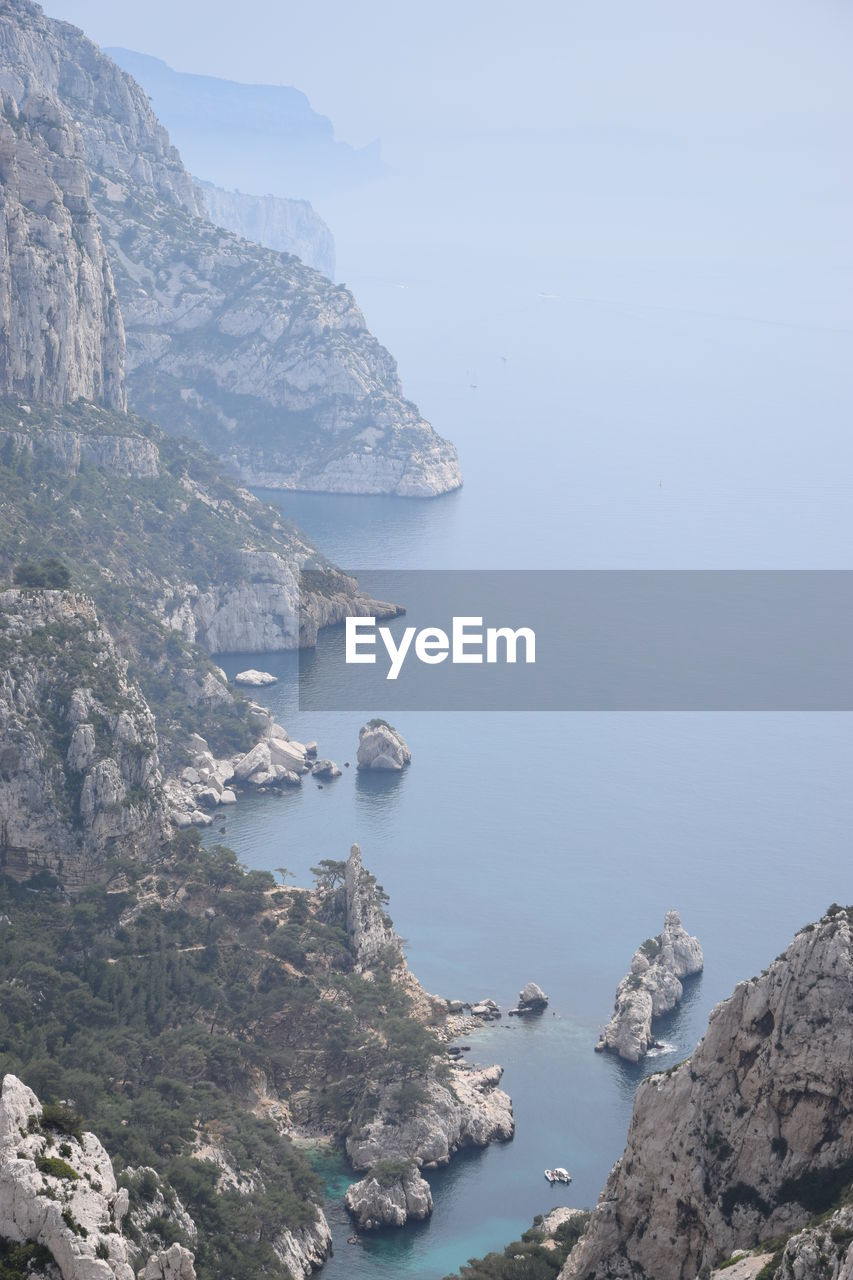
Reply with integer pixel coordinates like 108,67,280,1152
544,1167,572,1184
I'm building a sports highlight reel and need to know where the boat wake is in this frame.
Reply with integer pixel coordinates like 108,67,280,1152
645,1040,678,1058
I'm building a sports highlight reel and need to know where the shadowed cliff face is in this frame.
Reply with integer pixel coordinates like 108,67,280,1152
0,0,460,495
562,908,853,1280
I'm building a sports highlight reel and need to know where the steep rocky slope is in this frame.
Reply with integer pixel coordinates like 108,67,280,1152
0,837,502,1271
0,397,393,773
340,843,514,1228
197,180,335,279
0,79,124,408
562,906,853,1279
0,587,168,886
0,1074,196,1280
0,0,460,495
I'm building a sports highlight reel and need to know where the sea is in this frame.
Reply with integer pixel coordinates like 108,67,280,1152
203,236,853,1277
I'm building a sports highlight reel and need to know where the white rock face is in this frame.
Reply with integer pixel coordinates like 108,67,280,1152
346,1063,514,1176
272,1215,333,1277
345,1165,433,1230
772,1204,853,1280
562,909,853,1279
596,909,703,1061
0,75,125,410
344,843,402,971
356,722,412,771
233,669,277,687
139,1244,196,1280
0,1074,195,1280
310,759,341,779
518,982,549,1012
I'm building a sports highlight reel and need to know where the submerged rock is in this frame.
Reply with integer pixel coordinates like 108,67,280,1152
356,721,412,771
471,999,501,1021
311,758,342,779
596,909,703,1062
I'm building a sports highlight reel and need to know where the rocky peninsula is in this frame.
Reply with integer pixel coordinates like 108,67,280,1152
340,844,514,1229
596,909,703,1062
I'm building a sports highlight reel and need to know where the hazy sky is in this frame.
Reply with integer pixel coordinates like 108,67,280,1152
41,1,853,153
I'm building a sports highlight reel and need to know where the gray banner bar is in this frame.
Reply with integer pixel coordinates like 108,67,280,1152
298,571,853,711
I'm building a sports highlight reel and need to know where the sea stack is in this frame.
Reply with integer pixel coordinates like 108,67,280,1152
356,720,412,770
596,910,703,1062
517,982,549,1014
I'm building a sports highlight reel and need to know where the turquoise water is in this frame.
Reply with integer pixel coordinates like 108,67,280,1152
206,232,852,1279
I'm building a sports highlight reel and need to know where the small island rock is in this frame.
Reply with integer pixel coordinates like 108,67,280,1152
312,758,342,779
357,720,412,771
517,981,549,1013
234,669,278,687
345,1164,433,1230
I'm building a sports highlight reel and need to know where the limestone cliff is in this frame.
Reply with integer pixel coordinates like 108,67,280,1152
335,843,514,1229
0,0,461,495
0,83,124,408
0,588,168,886
344,842,403,971
562,906,853,1279
0,1072,196,1280
196,180,335,279
596,909,703,1062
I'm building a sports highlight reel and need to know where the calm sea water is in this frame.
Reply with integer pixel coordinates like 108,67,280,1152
204,229,852,1278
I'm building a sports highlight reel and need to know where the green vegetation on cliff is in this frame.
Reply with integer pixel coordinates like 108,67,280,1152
0,833,443,1279
445,1212,590,1280
0,397,348,765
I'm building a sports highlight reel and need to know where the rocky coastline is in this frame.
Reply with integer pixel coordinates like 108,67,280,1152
562,906,853,1279
337,844,515,1230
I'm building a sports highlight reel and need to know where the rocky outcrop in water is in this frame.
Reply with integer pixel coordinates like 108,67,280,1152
596,909,703,1062
197,180,335,279
0,0,460,496
0,1073,196,1280
517,981,549,1013
356,721,412,771
562,906,853,1279
344,1163,433,1230
345,1062,513,1229
0,589,168,887
233,669,277,687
